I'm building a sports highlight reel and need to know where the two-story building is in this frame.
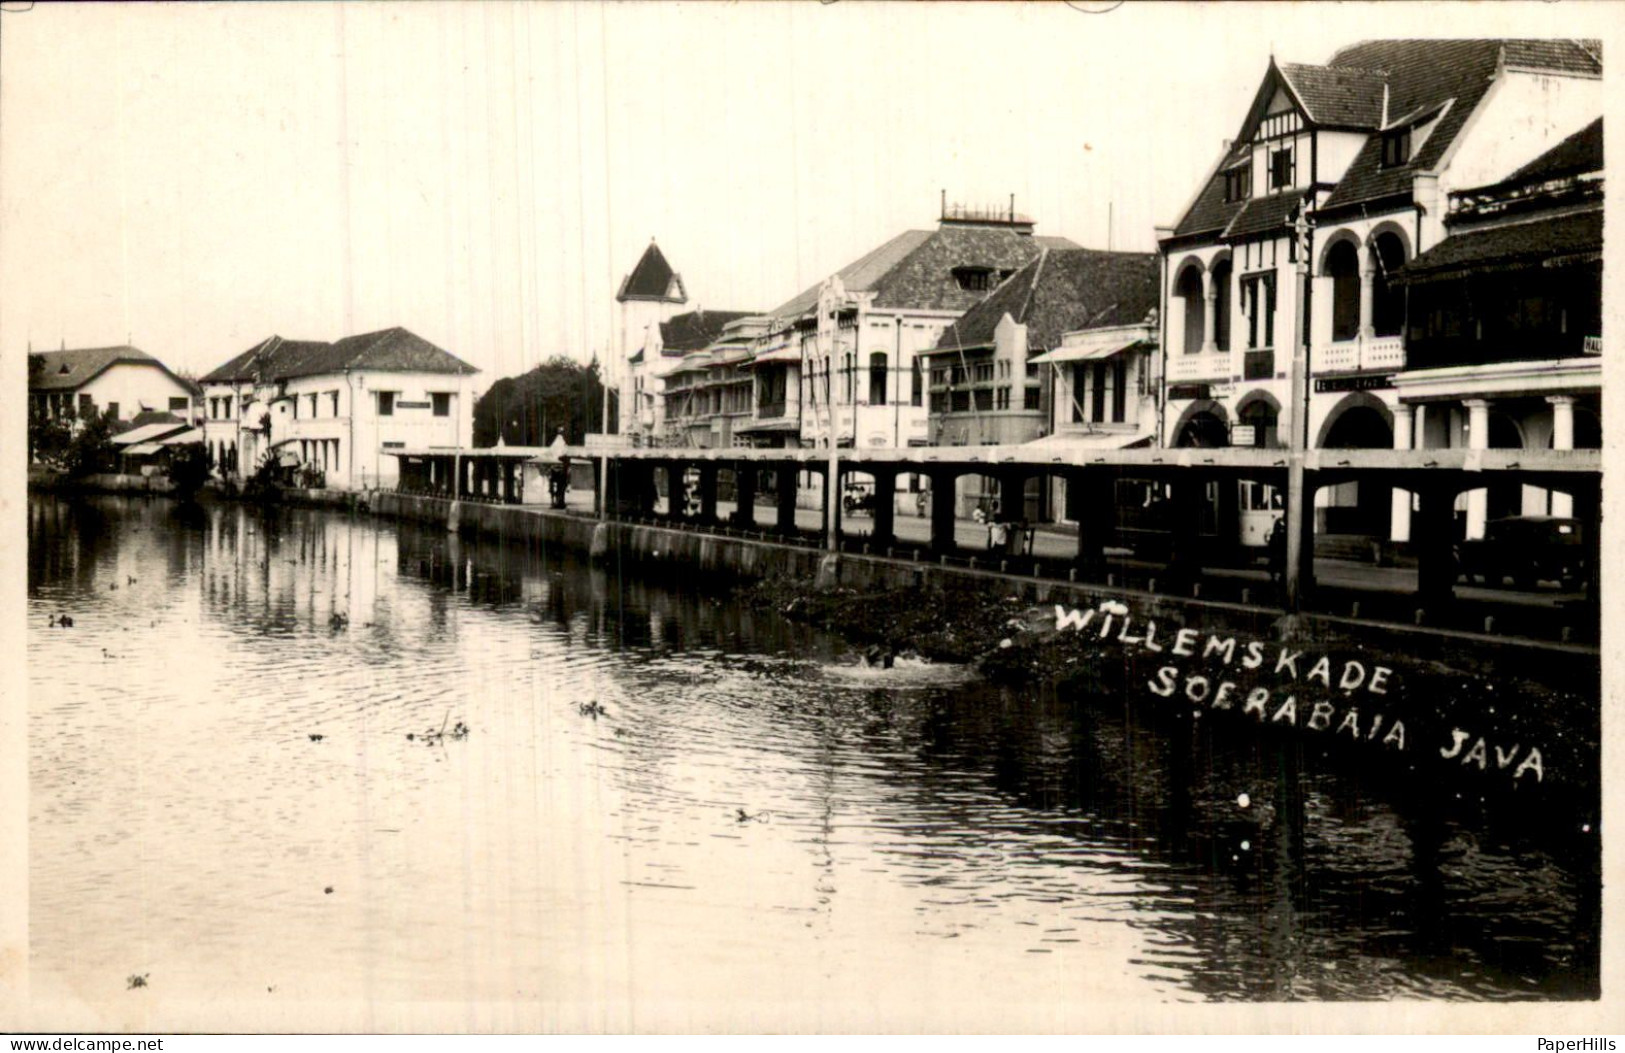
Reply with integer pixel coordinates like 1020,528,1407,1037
199,327,479,490
1157,39,1601,549
661,314,769,448
919,246,1159,517
757,201,1078,451
1391,116,1602,536
28,344,197,428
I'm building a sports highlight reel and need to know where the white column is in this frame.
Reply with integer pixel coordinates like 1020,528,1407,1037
1390,402,1414,543
1464,398,1490,539
1201,271,1218,354
1549,395,1576,517
1358,259,1376,340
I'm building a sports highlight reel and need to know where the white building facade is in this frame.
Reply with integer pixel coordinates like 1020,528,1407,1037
1157,39,1601,547
199,328,479,490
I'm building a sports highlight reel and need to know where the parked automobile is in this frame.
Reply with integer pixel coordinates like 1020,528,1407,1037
1455,515,1585,590
842,480,877,516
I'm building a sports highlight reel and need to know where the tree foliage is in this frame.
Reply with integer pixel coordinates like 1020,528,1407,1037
62,408,117,478
472,357,605,447
166,443,213,500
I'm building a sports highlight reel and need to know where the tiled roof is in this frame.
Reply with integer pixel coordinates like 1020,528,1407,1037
1171,40,1602,236
1224,193,1306,240
200,328,477,384
128,410,189,429
1396,209,1601,283
932,248,1159,352
1321,39,1601,211
1506,117,1602,184
659,310,758,354
768,224,1084,319
28,345,178,392
1170,142,1250,239
769,229,934,318
870,224,1078,312
1278,63,1387,128
617,241,687,303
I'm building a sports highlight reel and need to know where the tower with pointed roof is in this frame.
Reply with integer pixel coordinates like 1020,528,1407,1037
612,238,688,439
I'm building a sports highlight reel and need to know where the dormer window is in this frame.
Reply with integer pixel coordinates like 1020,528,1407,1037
1381,127,1412,168
1269,146,1295,190
1224,164,1253,202
953,267,994,292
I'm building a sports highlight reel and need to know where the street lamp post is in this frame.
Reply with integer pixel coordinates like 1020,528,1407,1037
1284,207,1313,612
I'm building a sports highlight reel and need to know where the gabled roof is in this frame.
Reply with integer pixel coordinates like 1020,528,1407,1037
770,224,1080,320
28,345,187,392
659,310,758,355
1321,39,1601,211
1507,117,1602,184
932,248,1159,352
1170,39,1602,237
1278,63,1388,129
617,241,687,303
201,328,477,384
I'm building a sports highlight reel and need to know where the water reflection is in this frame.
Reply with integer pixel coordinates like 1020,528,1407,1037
28,494,1597,1008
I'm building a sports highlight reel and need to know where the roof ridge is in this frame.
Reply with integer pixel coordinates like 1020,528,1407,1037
1016,249,1049,326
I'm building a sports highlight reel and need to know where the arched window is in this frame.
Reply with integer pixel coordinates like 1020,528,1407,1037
1238,399,1280,448
1176,266,1205,355
1211,260,1233,352
869,352,888,405
1327,240,1361,341
1371,232,1407,337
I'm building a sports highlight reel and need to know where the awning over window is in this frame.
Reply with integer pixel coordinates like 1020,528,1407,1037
750,346,800,366
112,422,191,446
1030,339,1149,365
1022,429,1156,451
735,418,801,434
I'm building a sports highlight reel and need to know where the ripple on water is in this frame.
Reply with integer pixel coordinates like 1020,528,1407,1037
25,495,1601,1006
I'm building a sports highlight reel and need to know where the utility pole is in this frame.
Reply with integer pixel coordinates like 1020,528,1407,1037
599,354,611,520
822,290,841,553
1284,207,1313,612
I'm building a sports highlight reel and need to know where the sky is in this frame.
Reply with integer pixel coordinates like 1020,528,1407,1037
0,1,1615,386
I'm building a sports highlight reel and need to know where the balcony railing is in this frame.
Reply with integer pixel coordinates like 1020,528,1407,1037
1584,335,1602,355
1165,350,1231,382
757,400,787,419
1315,333,1406,375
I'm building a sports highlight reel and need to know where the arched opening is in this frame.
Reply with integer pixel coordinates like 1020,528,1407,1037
1235,394,1280,449
1211,259,1233,352
1323,405,1392,449
1370,232,1407,337
1320,399,1394,536
1326,239,1361,342
1176,265,1205,356
869,352,888,406
1175,411,1230,448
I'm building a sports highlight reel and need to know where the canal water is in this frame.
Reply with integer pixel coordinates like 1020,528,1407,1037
26,494,1598,1017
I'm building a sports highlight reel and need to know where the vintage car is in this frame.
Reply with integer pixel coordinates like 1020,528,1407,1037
842,480,877,516
1455,515,1585,590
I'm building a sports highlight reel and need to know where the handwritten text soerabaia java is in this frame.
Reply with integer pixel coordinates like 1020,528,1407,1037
1051,603,1543,784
